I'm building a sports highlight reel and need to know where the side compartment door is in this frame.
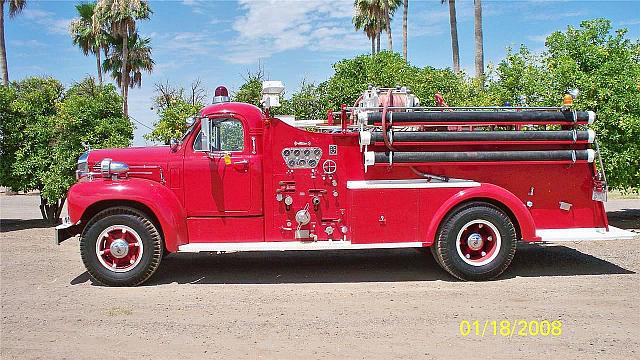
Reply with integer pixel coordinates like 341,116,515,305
350,189,420,243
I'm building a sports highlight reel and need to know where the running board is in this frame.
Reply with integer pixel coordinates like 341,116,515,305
536,226,637,242
178,241,424,253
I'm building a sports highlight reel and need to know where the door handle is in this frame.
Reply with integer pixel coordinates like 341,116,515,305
232,160,249,171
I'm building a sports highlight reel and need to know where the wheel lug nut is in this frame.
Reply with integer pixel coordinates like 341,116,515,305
487,236,493,241
465,254,471,259
481,251,486,256
478,224,483,228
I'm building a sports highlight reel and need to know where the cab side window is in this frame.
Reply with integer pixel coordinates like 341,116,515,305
214,120,244,152
193,118,244,152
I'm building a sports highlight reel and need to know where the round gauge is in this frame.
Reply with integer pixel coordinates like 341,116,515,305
293,149,301,156
298,159,307,166
314,149,321,156
284,196,293,206
308,159,317,167
283,149,291,157
303,149,311,156
288,159,296,167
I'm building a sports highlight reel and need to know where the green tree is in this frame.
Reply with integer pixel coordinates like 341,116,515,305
402,0,408,61
354,0,384,53
474,0,484,80
487,19,640,191
102,32,154,91
0,77,132,222
545,19,640,191
0,77,62,219
322,51,467,110
145,100,199,144
145,80,206,144
93,0,152,116
443,0,460,73
488,46,552,107
232,69,264,107
1,0,26,85
70,2,109,85
278,81,329,120
353,8,378,55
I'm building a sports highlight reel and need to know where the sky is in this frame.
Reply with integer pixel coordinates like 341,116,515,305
6,0,640,146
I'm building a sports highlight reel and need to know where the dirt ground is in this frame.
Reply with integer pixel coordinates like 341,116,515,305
1,194,639,359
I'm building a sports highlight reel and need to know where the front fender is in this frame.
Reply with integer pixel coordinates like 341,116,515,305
424,183,539,245
67,178,188,252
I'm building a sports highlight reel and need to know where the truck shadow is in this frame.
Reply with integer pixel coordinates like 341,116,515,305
607,208,640,230
0,219,51,232
71,244,634,286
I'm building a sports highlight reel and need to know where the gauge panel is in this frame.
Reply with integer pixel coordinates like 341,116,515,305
282,147,323,169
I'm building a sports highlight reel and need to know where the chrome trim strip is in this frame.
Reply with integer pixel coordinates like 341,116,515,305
346,179,480,189
536,226,636,242
178,241,425,253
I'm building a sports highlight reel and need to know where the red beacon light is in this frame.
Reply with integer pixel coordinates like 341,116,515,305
213,86,230,104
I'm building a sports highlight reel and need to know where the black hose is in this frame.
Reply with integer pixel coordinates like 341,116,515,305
371,130,592,143
374,150,591,163
367,110,591,125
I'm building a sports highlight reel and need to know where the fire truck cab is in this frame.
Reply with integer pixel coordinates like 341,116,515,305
56,82,635,286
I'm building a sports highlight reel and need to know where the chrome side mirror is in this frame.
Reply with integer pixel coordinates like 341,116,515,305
169,138,179,152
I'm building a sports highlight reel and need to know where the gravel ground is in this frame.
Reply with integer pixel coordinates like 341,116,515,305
1,194,639,359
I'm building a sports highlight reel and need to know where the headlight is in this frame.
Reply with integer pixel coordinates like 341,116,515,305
100,158,129,179
76,151,90,179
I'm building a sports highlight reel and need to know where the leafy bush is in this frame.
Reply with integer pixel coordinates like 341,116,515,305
0,77,132,222
488,19,640,191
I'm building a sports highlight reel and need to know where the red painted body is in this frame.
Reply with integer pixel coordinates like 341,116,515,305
65,102,608,251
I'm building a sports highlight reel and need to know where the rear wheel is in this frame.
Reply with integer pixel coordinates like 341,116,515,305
432,202,516,281
80,207,163,286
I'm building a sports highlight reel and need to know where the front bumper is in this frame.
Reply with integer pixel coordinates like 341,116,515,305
55,217,80,245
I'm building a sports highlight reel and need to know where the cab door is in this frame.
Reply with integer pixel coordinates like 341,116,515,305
183,116,260,217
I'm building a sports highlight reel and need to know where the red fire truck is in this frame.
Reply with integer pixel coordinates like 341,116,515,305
56,83,634,286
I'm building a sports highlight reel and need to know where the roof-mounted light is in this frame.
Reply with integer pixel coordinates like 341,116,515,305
261,81,284,108
213,86,230,104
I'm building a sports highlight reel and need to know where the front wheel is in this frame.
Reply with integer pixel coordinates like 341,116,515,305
80,207,163,286
432,203,517,281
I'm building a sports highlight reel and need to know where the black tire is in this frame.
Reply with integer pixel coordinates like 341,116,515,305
80,207,163,286
432,202,516,281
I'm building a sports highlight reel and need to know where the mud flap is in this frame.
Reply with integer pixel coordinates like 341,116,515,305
55,217,80,245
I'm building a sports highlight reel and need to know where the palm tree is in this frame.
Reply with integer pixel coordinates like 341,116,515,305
442,0,460,73
353,11,377,55
93,0,151,116
402,0,407,61
474,0,484,80
70,2,109,85
355,0,399,53
382,0,401,52
103,33,153,92
1,0,26,85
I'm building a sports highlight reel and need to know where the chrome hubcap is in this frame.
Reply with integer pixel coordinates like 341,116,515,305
467,233,483,251
110,239,129,258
